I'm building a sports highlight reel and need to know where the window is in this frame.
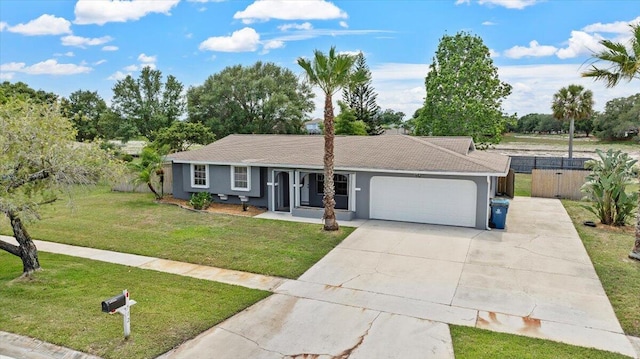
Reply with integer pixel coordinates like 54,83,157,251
231,166,250,191
191,164,208,188
317,174,348,196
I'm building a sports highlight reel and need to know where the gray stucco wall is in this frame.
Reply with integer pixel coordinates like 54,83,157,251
172,163,268,208
353,172,490,230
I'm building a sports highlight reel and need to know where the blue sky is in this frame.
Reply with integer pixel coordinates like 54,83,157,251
1,0,638,119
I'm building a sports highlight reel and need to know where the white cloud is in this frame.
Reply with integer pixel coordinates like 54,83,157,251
107,71,128,81
455,0,470,4
186,33,193,39
94,59,107,65
477,0,539,9
339,21,348,28
102,45,119,51
582,16,640,33
482,21,496,26
187,0,226,2
138,53,157,63
0,72,14,80
1,59,91,75
338,50,362,57
278,22,313,31
270,28,392,42
54,51,75,57
556,31,603,59
0,22,8,31
504,40,558,59
199,27,260,52
261,40,285,54
124,64,140,71
74,0,180,25
61,35,113,47
489,48,500,58
0,62,26,72
234,0,347,24
5,14,71,36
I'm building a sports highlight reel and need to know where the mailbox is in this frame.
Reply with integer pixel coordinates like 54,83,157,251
102,293,126,313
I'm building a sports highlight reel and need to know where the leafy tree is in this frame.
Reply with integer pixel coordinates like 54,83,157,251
414,31,512,145
187,62,314,138
574,114,595,137
377,109,405,128
0,99,120,277
581,24,640,259
0,81,58,105
582,149,638,226
60,90,108,141
298,47,363,231
335,102,367,135
551,84,594,159
130,146,164,200
342,53,381,135
582,24,639,87
593,94,640,140
111,66,185,141
535,114,563,134
153,121,215,153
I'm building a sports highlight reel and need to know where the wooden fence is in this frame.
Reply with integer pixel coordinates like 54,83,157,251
531,169,589,200
112,163,173,195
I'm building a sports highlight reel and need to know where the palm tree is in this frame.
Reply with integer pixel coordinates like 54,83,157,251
582,24,639,87
298,47,362,231
131,146,163,200
582,23,640,260
551,84,594,159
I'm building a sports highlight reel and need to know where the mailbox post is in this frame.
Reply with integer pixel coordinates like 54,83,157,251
101,289,137,339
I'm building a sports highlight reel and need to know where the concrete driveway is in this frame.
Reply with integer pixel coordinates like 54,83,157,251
160,197,637,358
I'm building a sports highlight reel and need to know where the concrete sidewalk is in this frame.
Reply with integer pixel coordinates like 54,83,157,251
0,236,286,292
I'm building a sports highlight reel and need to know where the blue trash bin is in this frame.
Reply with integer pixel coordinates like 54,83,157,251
490,198,510,229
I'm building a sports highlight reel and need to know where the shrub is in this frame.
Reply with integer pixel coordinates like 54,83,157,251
189,192,212,210
581,149,638,226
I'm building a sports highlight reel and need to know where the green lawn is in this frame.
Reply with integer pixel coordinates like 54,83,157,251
515,173,532,197
562,200,640,336
0,187,353,279
450,326,629,358
0,251,269,359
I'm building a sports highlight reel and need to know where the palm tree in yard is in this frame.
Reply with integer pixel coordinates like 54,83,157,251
297,47,363,231
582,23,640,260
551,84,594,159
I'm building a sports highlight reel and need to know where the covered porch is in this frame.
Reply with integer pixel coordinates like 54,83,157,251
269,169,357,220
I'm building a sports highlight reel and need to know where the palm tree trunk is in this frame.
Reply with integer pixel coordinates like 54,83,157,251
8,211,41,277
568,117,575,159
147,182,162,200
323,95,339,231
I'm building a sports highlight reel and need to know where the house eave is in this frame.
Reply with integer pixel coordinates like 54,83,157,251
170,159,510,177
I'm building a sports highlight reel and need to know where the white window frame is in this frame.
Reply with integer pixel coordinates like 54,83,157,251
231,166,251,191
191,164,209,189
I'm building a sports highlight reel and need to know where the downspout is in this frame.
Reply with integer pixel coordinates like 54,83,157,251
486,176,491,230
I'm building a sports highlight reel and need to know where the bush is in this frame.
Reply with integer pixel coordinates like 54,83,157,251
581,149,638,226
189,192,212,210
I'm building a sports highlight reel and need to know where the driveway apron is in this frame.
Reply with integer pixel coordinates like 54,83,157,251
160,197,636,358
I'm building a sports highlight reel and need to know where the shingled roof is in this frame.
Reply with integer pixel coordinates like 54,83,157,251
169,134,510,175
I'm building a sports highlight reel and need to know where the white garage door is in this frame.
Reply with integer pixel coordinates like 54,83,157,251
370,176,477,227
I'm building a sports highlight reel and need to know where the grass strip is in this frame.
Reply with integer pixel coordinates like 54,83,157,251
0,251,269,359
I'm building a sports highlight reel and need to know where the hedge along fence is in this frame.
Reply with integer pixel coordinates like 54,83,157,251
112,163,173,195
531,169,589,200
510,156,590,174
